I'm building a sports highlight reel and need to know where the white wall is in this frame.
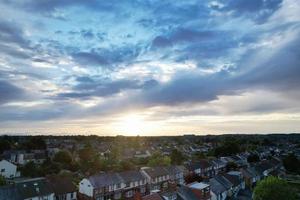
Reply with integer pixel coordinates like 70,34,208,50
24,193,54,200
0,160,17,178
79,178,94,197
210,191,227,200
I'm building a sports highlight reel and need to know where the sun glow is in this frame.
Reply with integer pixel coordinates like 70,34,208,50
116,114,146,135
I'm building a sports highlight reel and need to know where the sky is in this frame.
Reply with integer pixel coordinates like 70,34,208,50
0,0,300,136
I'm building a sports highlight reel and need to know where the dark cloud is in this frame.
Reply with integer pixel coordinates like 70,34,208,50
4,0,117,13
0,101,82,121
71,45,141,68
57,78,159,99
136,32,300,106
221,0,283,23
0,20,29,47
0,80,25,104
141,71,234,106
151,36,172,49
80,29,94,39
240,35,300,91
72,51,108,66
152,28,218,49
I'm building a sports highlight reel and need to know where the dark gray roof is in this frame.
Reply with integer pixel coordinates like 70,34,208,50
88,173,123,188
0,185,21,200
118,170,146,182
241,168,255,178
164,165,183,175
46,175,76,195
188,159,212,171
177,185,199,200
210,178,227,194
211,159,226,166
215,175,233,190
223,174,241,187
16,178,54,199
142,193,163,200
143,167,169,178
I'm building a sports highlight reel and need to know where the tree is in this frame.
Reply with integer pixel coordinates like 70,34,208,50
148,152,171,167
53,150,72,165
23,137,46,150
214,140,241,157
20,161,41,177
253,176,297,200
0,175,6,186
184,173,202,184
170,149,185,165
226,162,238,171
192,152,207,161
119,160,135,171
40,159,61,175
0,139,11,154
78,146,97,163
283,153,300,174
247,154,260,163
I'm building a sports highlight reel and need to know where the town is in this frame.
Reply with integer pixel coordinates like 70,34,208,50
0,134,299,200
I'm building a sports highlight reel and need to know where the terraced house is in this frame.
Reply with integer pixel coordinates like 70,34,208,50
141,167,171,193
79,170,147,200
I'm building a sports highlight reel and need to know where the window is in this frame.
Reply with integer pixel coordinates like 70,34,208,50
114,192,121,199
116,183,121,189
125,190,133,197
0,169,5,172
140,187,146,193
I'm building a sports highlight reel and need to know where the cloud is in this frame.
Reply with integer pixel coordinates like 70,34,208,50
71,45,142,68
0,0,299,133
143,27,300,106
0,80,25,104
0,20,29,47
221,0,283,23
57,77,159,99
4,0,117,13
152,28,219,48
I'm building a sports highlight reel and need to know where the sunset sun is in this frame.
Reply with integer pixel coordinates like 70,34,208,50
117,114,145,135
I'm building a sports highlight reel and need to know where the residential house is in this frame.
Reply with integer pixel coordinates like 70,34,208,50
210,177,227,200
0,185,20,200
34,151,47,164
210,159,226,176
223,171,245,197
0,160,18,178
134,150,151,159
240,168,260,189
141,193,163,200
213,175,233,197
229,156,247,167
3,150,27,165
46,175,77,200
187,160,213,178
79,172,124,200
253,160,275,178
15,177,55,200
3,150,46,165
119,170,148,199
182,182,211,200
141,167,170,193
164,166,185,185
160,189,178,200
79,170,147,200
